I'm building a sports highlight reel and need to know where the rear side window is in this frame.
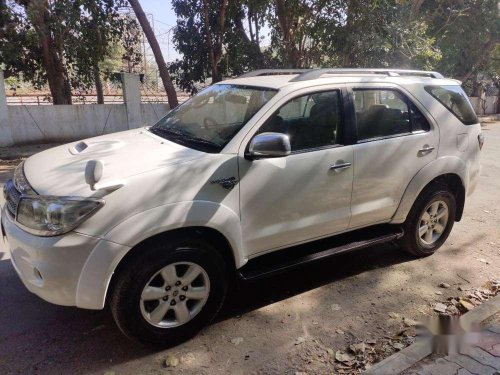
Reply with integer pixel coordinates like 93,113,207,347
353,89,430,141
425,85,478,125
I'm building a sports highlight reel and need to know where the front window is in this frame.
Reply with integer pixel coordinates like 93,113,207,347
150,84,277,152
258,90,343,151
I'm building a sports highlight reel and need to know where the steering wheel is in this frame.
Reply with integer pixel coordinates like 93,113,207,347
203,117,218,129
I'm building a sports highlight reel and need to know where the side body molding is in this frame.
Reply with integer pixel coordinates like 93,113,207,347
76,200,244,310
390,156,468,224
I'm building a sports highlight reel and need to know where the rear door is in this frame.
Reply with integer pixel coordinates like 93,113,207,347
347,84,439,228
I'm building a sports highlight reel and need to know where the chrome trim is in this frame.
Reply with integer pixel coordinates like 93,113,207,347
418,145,435,153
329,162,352,171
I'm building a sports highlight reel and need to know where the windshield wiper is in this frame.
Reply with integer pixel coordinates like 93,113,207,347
179,134,220,148
149,126,220,150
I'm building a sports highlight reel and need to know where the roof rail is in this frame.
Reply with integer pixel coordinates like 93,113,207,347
238,69,309,78
289,68,444,81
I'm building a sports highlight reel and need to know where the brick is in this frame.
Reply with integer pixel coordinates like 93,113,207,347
445,353,498,375
418,358,461,375
467,346,500,370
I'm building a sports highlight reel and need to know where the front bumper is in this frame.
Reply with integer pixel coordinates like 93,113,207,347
2,205,100,307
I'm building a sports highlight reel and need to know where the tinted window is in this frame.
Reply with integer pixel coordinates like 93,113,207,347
353,89,430,141
425,85,478,125
259,90,343,151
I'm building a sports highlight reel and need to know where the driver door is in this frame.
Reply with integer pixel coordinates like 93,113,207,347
238,88,354,257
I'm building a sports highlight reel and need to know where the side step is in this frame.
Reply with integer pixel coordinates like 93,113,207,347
238,225,404,281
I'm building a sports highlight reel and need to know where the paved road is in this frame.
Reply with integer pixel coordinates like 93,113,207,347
1,123,499,375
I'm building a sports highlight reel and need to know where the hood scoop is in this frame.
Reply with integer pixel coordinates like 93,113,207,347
71,141,88,154
70,140,125,155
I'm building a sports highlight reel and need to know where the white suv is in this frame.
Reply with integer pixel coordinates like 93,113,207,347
2,69,482,345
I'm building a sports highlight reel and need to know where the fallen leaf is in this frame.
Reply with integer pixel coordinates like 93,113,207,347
434,303,447,313
295,336,306,345
435,291,443,295
350,342,366,354
231,337,243,346
335,350,355,363
458,299,475,312
180,353,195,365
331,303,342,311
392,342,405,350
403,318,419,327
164,354,179,368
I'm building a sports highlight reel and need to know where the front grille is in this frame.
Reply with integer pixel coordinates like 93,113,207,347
3,179,21,218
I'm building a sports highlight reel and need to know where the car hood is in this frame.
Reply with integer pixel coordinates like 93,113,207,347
24,128,206,196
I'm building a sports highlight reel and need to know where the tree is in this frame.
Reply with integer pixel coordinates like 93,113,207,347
128,0,178,108
413,0,499,91
0,0,133,104
170,0,268,93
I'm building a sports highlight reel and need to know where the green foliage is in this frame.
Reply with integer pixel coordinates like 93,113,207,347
169,0,268,94
168,0,497,94
0,0,142,96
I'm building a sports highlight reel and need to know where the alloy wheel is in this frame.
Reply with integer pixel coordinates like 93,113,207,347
418,200,449,246
140,262,210,328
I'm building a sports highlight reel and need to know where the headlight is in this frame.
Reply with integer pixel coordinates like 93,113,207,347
14,161,37,195
16,196,104,236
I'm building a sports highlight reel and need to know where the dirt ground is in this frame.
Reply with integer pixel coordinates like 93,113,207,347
0,123,499,375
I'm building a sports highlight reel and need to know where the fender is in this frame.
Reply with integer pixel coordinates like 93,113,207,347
76,200,244,310
390,156,468,224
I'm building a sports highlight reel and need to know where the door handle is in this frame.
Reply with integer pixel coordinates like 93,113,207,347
329,162,352,171
418,145,435,153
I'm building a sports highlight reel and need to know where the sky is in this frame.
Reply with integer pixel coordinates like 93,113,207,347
139,0,181,62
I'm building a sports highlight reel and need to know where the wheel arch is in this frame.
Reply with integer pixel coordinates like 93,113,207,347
76,201,245,310
391,156,468,224
106,226,236,305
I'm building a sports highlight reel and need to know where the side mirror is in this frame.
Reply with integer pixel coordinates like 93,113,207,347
247,132,291,159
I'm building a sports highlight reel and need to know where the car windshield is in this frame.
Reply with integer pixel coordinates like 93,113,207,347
149,84,277,152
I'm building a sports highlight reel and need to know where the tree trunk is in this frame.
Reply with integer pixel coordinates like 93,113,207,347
411,0,425,18
202,0,228,83
202,0,219,83
128,0,178,108
275,0,300,68
26,0,72,105
94,64,104,104
235,15,264,66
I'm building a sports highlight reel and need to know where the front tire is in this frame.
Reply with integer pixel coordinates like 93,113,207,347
398,185,456,257
110,237,228,346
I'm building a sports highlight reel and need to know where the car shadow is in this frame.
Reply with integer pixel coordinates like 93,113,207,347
0,243,412,374
218,242,411,320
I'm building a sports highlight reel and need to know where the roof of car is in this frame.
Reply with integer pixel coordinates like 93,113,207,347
217,69,461,90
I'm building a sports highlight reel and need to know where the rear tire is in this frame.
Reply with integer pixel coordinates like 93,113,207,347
110,237,228,347
398,184,456,257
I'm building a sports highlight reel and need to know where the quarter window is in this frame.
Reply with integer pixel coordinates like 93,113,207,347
259,90,343,151
353,89,430,141
425,85,478,125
